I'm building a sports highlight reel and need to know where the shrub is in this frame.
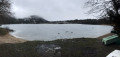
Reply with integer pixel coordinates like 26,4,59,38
0,28,9,36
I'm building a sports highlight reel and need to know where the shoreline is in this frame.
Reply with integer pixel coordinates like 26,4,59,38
0,33,112,44
0,34,27,44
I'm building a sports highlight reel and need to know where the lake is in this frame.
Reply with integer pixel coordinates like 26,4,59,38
2,24,113,41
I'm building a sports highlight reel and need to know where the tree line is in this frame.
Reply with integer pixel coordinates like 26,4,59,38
51,19,111,25
65,19,111,25
4,17,111,24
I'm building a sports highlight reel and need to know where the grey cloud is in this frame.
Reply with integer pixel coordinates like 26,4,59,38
11,0,95,21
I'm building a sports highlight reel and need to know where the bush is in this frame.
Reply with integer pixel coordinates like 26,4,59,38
0,28,9,36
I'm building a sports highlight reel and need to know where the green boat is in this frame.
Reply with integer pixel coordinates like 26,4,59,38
102,34,120,45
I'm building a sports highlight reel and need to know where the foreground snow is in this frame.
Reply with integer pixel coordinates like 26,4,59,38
106,50,120,57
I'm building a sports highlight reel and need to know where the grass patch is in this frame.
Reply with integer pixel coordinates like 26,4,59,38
0,38,120,57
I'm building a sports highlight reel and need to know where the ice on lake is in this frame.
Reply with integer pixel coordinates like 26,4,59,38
2,24,113,41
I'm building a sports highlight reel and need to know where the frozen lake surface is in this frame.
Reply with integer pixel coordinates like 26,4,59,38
2,24,113,41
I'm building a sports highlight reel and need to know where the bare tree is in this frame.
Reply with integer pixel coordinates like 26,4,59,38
86,0,120,36
0,0,12,24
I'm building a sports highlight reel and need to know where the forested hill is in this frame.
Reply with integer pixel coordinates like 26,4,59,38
9,15,49,24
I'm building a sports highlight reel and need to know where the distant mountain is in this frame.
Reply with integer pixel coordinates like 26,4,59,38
14,15,49,24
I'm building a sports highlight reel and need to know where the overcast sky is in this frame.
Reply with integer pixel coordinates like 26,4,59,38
11,0,96,21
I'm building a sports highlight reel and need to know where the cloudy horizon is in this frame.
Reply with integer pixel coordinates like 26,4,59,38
11,0,96,21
